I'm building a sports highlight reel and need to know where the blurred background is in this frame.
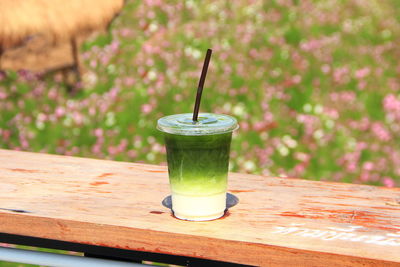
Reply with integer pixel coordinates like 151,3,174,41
0,0,399,190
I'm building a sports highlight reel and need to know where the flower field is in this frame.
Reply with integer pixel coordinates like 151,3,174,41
0,0,399,188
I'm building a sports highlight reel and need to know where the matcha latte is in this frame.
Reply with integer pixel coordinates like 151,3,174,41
158,113,238,221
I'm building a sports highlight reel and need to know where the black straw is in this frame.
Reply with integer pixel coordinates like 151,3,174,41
192,49,212,122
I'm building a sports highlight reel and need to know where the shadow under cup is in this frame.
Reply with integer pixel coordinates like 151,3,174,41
157,113,238,221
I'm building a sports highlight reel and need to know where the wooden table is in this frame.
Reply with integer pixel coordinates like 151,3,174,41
0,149,399,266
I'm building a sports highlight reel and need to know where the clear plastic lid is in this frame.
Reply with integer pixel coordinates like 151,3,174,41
157,113,238,136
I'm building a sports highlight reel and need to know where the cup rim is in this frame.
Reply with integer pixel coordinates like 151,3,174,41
157,113,239,136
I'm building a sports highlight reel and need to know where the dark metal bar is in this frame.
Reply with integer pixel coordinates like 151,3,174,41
0,233,252,267
0,246,146,267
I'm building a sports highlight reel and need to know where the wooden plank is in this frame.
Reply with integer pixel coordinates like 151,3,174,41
0,149,399,266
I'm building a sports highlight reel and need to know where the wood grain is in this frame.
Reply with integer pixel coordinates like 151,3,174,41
0,149,399,266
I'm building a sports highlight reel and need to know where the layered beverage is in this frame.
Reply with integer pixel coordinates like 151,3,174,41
157,113,238,221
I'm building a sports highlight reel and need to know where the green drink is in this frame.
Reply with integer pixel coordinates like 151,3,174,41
158,113,238,221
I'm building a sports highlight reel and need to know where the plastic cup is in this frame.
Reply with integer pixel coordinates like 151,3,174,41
157,113,238,221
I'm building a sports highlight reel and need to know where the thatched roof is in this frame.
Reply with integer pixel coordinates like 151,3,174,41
0,0,124,50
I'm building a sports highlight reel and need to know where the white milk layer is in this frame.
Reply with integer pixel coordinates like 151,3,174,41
172,192,226,221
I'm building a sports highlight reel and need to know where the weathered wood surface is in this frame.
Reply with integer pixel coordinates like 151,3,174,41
0,149,399,266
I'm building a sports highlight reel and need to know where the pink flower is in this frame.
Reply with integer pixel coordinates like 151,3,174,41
147,87,156,95
371,122,391,141
253,121,268,132
109,87,120,99
223,65,232,75
141,104,153,114
341,91,355,102
362,161,374,171
124,77,135,86
56,147,65,154
118,139,128,152
249,48,258,58
120,28,133,37
294,163,306,175
370,173,380,182
255,147,274,166
151,143,163,153
107,146,117,156
65,147,79,156
324,107,339,119
360,172,370,182
239,87,249,94
48,88,58,100
292,75,302,84
294,152,310,162
0,91,7,99
383,94,400,111
329,92,338,101
94,128,103,137
346,162,357,173
55,107,65,118
263,112,274,122
33,84,44,96
300,39,322,51
109,41,120,53
383,177,395,188
297,114,318,136
144,0,162,6
127,150,137,158
359,117,370,131
383,94,400,122
89,107,96,116
72,112,84,125
37,113,47,122
355,67,370,79
90,60,97,68
321,64,330,74
333,66,350,84
146,58,154,66
356,142,367,150
174,94,183,101
358,80,367,90
20,138,29,149
92,144,102,154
